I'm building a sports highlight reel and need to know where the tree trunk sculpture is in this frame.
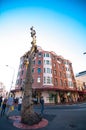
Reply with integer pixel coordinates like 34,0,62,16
21,27,42,125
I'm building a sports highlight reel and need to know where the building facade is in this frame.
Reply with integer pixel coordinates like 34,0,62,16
75,71,86,101
14,47,79,104
0,82,7,98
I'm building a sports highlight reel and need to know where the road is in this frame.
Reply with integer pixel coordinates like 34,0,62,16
0,103,86,130
35,103,86,130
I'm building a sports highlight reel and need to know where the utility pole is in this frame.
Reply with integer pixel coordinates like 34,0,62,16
6,65,15,96
21,27,42,125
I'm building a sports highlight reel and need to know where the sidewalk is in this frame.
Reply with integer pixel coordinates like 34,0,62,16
0,108,55,130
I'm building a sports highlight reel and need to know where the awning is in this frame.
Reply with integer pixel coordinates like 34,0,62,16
33,86,78,92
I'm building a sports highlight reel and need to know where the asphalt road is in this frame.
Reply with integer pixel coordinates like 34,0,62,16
0,103,86,130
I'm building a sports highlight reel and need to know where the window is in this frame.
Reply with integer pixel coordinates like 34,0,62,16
38,60,41,65
47,77,51,84
32,68,34,73
16,79,19,85
20,79,22,85
51,77,52,84
54,70,57,75
62,66,64,70
19,64,22,69
21,70,24,75
60,72,62,77
66,74,71,78
37,77,41,83
47,68,50,73
53,56,55,60
44,60,46,64
68,81,73,87
32,78,34,83
44,68,51,74
46,60,50,65
63,73,66,78
53,63,56,67
38,52,42,57
66,67,70,71
44,53,45,57
44,68,46,73
37,68,41,73
46,53,49,57
60,79,63,86
44,77,46,83
44,53,50,57
64,80,67,86
54,78,58,86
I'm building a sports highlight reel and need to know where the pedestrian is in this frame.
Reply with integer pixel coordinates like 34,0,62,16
6,94,14,117
0,96,2,108
0,99,7,117
40,96,44,115
18,97,22,111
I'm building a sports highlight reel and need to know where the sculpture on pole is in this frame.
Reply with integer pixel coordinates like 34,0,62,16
21,27,42,125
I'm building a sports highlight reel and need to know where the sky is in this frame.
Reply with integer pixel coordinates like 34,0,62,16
0,0,86,91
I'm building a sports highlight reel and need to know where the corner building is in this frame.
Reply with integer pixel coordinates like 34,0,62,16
15,46,78,104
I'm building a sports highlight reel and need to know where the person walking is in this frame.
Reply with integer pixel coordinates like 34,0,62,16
0,99,7,117
18,97,22,111
0,96,2,108
6,94,14,117
40,96,44,115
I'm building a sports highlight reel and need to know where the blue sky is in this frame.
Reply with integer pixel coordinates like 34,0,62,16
0,0,86,91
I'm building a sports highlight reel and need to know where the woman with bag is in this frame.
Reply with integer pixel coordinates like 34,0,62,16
6,94,14,117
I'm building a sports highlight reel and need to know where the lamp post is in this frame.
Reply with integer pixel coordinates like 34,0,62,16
83,52,86,55
6,65,15,96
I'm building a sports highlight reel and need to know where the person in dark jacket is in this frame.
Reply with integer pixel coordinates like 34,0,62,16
40,96,44,115
1,99,7,116
0,96,2,107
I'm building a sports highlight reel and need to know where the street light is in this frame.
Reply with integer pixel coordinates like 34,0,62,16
83,52,86,55
6,65,15,95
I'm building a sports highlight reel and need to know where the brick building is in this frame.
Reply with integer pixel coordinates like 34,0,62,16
75,71,86,101
14,47,79,104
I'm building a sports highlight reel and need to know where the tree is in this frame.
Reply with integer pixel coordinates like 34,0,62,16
21,27,42,125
